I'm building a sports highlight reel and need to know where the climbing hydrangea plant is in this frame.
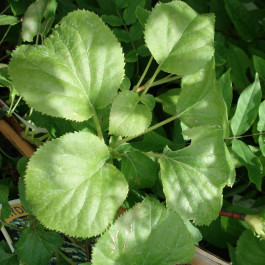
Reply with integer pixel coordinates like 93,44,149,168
8,1,233,264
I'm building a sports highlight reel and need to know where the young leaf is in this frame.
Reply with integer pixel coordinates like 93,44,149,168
218,69,233,113
0,185,11,220
109,91,152,137
253,55,265,80
159,126,231,225
236,230,265,265
121,151,157,189
231,74,261,136
231,139,263,191
224,0,259,42
22,0,57,42
145,1,214,75
25,132,128,237
92,197,195,265
0,15,19,26
16,222,63,265
123,0,145,25
9,10,125,122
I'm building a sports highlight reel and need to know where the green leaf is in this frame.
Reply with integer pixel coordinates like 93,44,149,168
129,21,143,41
156,88,181,115
140,94,155,110
112,28,131,43
0,185,11,220
137,44,150,57
135,6,150,27
226,45,250,88
177,58,216,116
218,69,233,113
232,139,263,191
101,15,123,27
9,10,125,122
145,1,214,75
25,132,128,237
109,91,152,137
22,0,57,42
121,151,157,189
92,197,195,265
123,0,145,25
231,74,261,136
184,220,202,245
8,0,33,16
210,0,231,30
236,230,265,265
254,55,265,80
125,50,138,62
0,15,19,26
224,0,259,42
159,126,231,225
258,101,265,156
119,76,131,91
0,241,18,265
16,223,63,265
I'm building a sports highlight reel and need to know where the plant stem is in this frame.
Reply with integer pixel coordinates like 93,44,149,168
9,96,21,115
0,146,16,160
113,114,179,147
56,249,76,265
0,53,10,62
0,25,11,46
144,152,165,159
226,132,265,140
135,56,153,90
85,240,92,262
219,210,245,220
0,219,24,231
0,5,11,15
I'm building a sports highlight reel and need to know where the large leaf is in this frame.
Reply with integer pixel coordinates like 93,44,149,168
224,0,259,42
9,10,125,121
109,91,152,137
25,132,128,237
92,197,195,265
236,230,265,265
231,140,263,191
16,223,63,265
121,151,157,189
144,1,214,76
231,74,261,136
159,126,231,225
254,55,265,80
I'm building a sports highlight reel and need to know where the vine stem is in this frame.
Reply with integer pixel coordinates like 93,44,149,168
226,132,265,140
135,56,153,90
56,249,76,265
113,114,179,147
219,210,245,220
9,96,22,115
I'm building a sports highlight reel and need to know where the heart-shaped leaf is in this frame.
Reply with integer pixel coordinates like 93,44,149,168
145,1,214,75
25,132,128,237
92,197,195,265
9,10,125,121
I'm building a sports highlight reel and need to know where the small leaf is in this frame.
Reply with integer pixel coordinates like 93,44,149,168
119,76,131,91
218,69,233,113
121,151,157,189
159,126,231,225
236,230,265,265
125,50,138,62
137,44,150,57
224,0,259,42
254,55,265,80
25,132,128,237
129,21,143,41
145,1,214,75
92,197,195,265
135,6,150,27
9,10,125,121
232,139,263,191
112,28,131,43
140,94,155,110
0,241,18,265
0,15,19,26
109,91,152,137
101,15,123,27
16,223,63,265
123,0,145,25
231,74,261,136
258,101,265,156
0,185,11,220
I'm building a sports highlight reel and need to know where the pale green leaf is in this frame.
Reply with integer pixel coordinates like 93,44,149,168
109,91,152,137
231,74,261,136
236,230,265,265
145,1,214,75
92,197,195,265
16,223,63,265
176,58,216,116
22,0,57,42
257,101,265,132
25,132,128,237
0,185,11,220
218,69,233,113
121,151,157,189
159,126,231,225
254,55,265,80
9,10,125,122
119,76,131,91
224,0,259,42
232,139,263,191
0,15,19,26
140,94,155,110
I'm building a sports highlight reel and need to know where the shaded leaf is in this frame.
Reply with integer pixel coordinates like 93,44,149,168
8,0,33,16
232,139,263,191
231,74,261,136
0,185,11,220
0,241,18,265
123,0,145,25
254,55,265,80
101,15,123,27
92,197,195,265
25,132,128,237
112,28,131,43
135,6,150,27
258,101,265,156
